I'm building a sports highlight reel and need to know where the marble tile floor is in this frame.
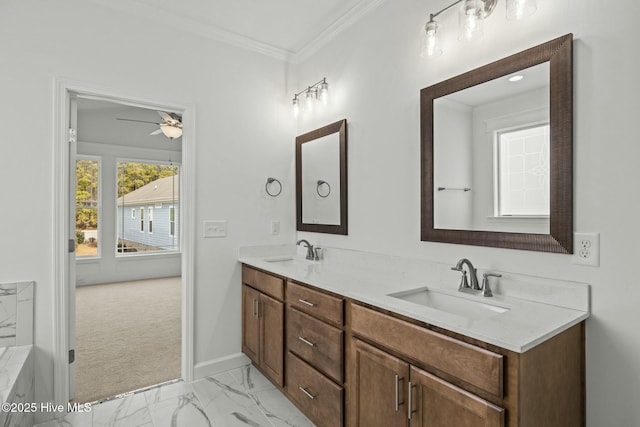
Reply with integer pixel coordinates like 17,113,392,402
36,364,315,427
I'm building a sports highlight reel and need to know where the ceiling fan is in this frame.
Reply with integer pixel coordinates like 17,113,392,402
116,111,183,139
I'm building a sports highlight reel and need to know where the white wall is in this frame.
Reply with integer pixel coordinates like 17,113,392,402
0,0,295,423
433,98,473,229
295,1,640,426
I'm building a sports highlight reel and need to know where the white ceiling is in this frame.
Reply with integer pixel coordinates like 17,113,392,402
90,0,386,61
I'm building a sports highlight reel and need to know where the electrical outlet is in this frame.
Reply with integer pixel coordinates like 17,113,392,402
573,232,600,267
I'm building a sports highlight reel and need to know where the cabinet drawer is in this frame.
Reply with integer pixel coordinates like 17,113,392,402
287,281,343,325
287,307,344,383
242,265,284,300
287,352,343,427
351,304,503,398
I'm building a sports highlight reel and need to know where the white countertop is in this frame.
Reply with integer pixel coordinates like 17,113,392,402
239,245,590,353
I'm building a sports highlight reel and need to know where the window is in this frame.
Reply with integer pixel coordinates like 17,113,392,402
495,124,550,217
75,158,100,258
116,161,180,254
169,206,176,236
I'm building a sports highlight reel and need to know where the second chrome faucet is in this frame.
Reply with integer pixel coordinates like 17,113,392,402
451,258,501,297
297,239,321,261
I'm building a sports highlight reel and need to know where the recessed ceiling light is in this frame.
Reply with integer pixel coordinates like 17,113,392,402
508,75,524,82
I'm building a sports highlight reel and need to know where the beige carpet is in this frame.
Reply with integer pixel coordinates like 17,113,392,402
74,277,181,403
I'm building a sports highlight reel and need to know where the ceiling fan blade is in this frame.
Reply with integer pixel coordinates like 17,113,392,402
117,118,161,125
158,111,173,122
149,128,163,136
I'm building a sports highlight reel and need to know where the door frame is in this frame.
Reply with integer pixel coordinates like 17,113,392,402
53,78,196,406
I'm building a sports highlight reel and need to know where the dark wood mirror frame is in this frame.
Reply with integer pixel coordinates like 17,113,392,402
421,34,573,253
296,119,348,235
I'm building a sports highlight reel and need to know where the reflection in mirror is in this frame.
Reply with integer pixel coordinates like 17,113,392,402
421,34,573,253
434,62,550,234
296,119,347,235
301,133,341,225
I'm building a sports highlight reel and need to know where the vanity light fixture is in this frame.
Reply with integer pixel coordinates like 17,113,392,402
422,0,536,58
292,78,329,117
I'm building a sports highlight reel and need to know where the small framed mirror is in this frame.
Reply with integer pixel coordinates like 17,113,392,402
421,34,573,253
296,119,348,235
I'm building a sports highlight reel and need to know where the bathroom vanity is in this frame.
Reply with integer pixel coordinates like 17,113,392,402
239,247,588,427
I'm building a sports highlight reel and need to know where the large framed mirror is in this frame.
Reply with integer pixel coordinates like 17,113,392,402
296,119,348,234
421,34,573,253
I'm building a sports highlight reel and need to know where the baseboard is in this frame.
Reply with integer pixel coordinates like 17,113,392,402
193,353,251,379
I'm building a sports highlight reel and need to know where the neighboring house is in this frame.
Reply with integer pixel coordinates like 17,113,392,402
116,175,179,251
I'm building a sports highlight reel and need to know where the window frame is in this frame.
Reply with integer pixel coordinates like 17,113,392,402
75,155,102,260
493,121,551,219
115,158,181,258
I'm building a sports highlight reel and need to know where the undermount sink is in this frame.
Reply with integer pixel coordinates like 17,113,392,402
263,256,295,263
388,287,510,321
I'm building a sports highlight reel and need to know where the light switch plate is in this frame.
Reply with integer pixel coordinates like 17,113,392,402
203,220,227,238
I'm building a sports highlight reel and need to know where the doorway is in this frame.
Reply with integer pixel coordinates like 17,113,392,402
53,81,195,406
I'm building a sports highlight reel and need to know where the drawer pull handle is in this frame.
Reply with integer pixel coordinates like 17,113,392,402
298,299,315,307
408,382,417,420
298,336,316,347
396,374,400,412
299,386,316,400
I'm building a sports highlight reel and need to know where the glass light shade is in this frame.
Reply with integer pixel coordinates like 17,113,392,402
506,0,536,20
319,81,329,105
292,97,300,118
160,124,182,139
458,0,485,41
305,88,316,112
422,20,442,58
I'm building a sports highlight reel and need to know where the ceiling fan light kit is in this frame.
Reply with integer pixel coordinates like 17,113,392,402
160,123,183,139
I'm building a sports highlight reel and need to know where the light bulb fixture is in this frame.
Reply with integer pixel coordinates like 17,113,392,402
306,87,317,112
292,96,300,118
422,17,443,58
319,80,329,105
422,0,535,58
291,77,329,117
459,0,485,41
160,124,182,139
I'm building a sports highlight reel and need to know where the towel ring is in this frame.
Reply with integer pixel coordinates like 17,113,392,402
265,177,282,197
316,180,331,198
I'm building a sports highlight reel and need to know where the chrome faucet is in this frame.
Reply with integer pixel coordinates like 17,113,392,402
296,239,315,261
451,258,480,291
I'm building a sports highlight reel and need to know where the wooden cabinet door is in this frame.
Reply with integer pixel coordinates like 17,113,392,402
351,339,409,427
260,293,284,386
409,366,504,427
242,285,260,364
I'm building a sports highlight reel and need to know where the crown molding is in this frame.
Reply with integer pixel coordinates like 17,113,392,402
87,0,294,61
291,0,388,64
87,0,386,64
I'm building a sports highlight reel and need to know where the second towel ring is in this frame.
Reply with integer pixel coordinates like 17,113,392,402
316,180,331,198
265,177,282,197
